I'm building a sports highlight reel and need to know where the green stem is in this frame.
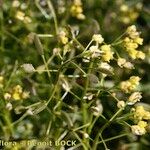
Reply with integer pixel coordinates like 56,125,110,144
41,54,51,80
92,108,123,150
97,133,129,144
47,0,58,34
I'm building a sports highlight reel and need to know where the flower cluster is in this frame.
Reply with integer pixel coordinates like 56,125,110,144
84,34,114,62
131,121,147,135
127,92,142,105
117,58,134,69
123,25,145,59
120,76,140,93
131,106,150,135
132,106,150,121
58,30,69,45
12,0,31,23
119,3,142,24
70,0,85,20
4,85,30,101
100,45,114,62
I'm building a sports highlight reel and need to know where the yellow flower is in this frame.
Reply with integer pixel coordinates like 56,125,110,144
12,92,21,100
120,4,129,12
117,101,125,109
131,121,147,135
92,34,104,44
117,58,126,68
128,92,142,105
136,51,145,60
127,49,138,59
143,111,150,120
126,25,139,39
4,93,11,100
16,11,25,21
24,16,32,23
101,45,114,62
120,76,140,93
12,0,20,8
70,0,85,20
22,91,30,99
134,37,143,45
133,105,150,121
89,45,101,58
138,121,147,128
13,85,23,94
59,31,68,45
120,81,132,93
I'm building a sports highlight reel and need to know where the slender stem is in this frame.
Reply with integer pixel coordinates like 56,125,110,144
111,32,126,45
70,61,86,75
47,0,58,34
97,133,129,144
38,34,53,38
46,121,52,136
41,54,51,80
35,0,50,19
99,133,109,150
72,131,88,150
92,108,123,150
12,112,28,126
85,39,93,51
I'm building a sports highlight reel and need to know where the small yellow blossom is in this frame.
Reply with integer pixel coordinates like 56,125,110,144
133,105,150,121
59,31,68,45
117,101,126,109
120,76,140,93
129,76,140,86
123,25,145,60
117,58,134,69
126,25,139,39
120,4,129,12
101,45,114,62
131,121,147,135
136,51,145,60
76,13,85,20
70,0,85,20
4,93,11,100
13,85,23,94
24,16,32,23
12,0,20,8
12,92,21,100
123,62,134,69
11,85,29,100
127,49,138,59
117,58,126,67
134,37,143,45
22,91,30,99
89,45,101,58
92,34,104,44
16,11,25,21
128,92,142,105
6,103,13,111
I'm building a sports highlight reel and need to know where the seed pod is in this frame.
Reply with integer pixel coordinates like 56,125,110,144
32,101,47,115
21,63,35,73
33,33,44,55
